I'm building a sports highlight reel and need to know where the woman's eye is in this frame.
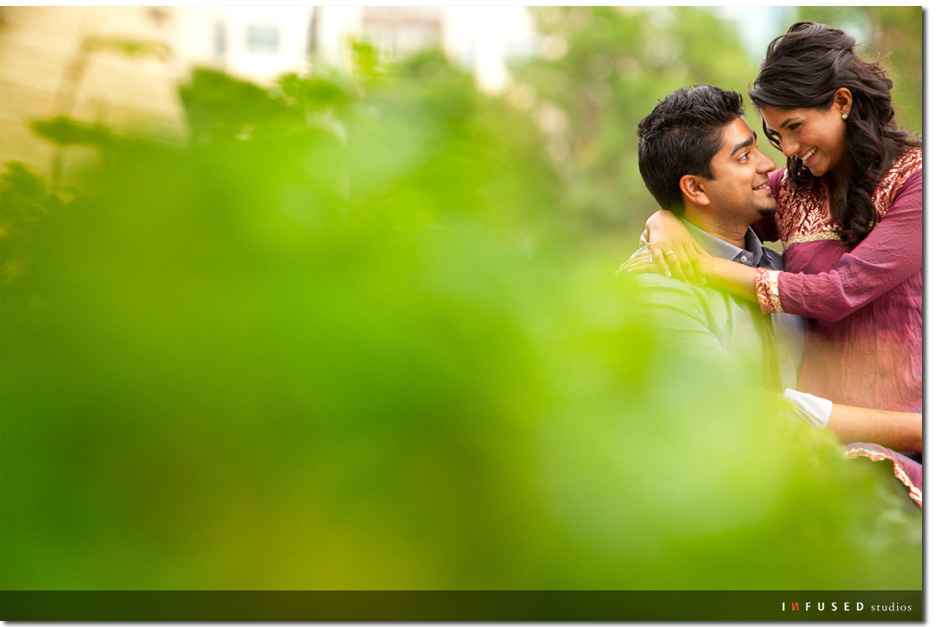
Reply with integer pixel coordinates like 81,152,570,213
787,123,801,132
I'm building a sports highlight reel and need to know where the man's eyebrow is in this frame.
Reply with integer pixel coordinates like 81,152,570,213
731,134,756,154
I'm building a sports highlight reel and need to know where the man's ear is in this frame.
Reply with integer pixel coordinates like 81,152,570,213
679,174,710,207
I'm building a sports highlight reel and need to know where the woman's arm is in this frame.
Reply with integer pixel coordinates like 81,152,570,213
756,170,921,322
698,170,922,319
622,245,763,303
784,388,922,453
700,257,759,301
828,405,922,454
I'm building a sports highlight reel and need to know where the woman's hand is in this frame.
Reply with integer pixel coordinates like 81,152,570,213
644,210,707,284
618,246,717,283
617,246,662,276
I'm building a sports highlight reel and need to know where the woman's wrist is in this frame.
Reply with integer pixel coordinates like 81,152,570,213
700,256,717,284
646,209,677,237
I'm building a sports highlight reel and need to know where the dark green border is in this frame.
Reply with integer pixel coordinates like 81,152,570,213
0,590,923,621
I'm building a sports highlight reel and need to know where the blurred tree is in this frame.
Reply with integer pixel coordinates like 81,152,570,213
513,7,757,241
45,34,174,188
0,161,64,284
794,7,922,133
513,6,922,247
0,30,922,595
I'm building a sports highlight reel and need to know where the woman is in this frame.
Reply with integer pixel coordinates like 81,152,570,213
635,22,922,503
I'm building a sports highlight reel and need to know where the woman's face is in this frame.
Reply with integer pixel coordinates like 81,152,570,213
759,95,851,178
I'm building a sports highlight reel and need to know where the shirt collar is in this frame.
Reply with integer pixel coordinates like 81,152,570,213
681,219,765,268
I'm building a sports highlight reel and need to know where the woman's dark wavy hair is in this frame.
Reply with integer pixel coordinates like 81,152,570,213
749,21,920,243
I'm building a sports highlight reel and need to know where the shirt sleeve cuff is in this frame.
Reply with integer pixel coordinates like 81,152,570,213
783,388,833,429
755,267,784,314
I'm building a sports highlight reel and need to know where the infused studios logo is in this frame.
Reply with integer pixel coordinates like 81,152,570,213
781,600,914,614
783,602,865,613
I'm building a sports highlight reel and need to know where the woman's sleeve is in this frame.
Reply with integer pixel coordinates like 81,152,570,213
755,168,922,322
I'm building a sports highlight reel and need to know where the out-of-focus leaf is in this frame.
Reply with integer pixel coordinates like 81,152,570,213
0,162,64,245
279,73,353,112
82,36,172,61
30,116,113,148
178,68,301,143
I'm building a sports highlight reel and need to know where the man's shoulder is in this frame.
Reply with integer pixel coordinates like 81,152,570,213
630,261,763,330
633,271,698,293
631,268,710,315
628,248,703,294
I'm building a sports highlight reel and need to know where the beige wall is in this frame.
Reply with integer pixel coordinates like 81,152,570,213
0,7,186,180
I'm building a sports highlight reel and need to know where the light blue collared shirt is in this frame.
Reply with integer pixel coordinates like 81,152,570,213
632,220,828,425
681,220,805,389
635,220,805,390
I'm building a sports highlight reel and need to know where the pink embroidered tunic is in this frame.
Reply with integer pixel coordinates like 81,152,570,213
752,149,922,412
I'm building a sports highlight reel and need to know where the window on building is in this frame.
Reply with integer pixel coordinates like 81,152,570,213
306,8,319,57
247,25,280,54
361,7,442,62
213,21,226,62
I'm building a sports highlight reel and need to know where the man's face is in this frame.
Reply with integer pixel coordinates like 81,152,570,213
700,117,778,224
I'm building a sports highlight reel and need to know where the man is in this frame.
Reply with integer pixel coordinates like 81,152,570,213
620,85,921,457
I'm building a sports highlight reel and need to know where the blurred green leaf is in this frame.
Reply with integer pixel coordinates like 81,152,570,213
279,73,354,113
0,162,65,283
30,116,114,148
178,68,302,143
83,36,172,61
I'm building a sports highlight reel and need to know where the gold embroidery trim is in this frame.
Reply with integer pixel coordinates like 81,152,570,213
767,271,782,313
784,231,842,247
755,268,783,314
845,447,923,508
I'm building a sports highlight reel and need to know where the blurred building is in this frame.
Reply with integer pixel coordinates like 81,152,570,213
171,6,536,92
0,6,185,175
0,6,535,179
169,6,316,85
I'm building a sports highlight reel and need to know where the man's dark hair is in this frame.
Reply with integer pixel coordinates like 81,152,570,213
636,85,745,214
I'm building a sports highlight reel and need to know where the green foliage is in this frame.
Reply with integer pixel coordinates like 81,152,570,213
795,7,922,133
512,6,923,240
514,7,758,235
179,68,309,144
30,116,114,148
0,162,54,220
279,72,353,112
0,15,922,592
0,162,64,283
82,36,172,61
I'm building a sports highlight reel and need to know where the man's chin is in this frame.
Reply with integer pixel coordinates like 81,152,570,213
757,206,777,218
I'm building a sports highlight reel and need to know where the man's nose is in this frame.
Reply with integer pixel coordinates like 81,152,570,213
757,150,777,173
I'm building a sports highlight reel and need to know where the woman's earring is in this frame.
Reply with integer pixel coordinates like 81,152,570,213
842,113,848,120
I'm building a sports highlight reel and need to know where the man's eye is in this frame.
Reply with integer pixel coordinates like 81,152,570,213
738,152,750,161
